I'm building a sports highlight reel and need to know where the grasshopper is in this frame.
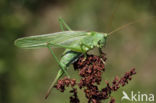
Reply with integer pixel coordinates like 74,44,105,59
14,17,143,99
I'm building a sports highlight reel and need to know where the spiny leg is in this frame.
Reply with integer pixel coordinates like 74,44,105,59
47,44,70,78
58,17,72,31
45,69,63,99
45,51,78,99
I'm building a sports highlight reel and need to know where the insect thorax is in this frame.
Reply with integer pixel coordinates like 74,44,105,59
82,32,107,48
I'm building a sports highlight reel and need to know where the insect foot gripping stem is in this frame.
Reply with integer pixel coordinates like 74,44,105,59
54,54,136,103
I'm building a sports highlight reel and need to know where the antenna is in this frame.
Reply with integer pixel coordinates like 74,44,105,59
108,16,155,36
106,0,121,32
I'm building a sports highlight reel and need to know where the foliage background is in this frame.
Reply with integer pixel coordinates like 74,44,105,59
0,0,156,103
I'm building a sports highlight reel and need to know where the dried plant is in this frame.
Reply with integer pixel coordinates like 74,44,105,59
54,53,136,103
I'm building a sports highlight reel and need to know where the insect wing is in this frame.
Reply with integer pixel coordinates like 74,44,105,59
15,31,87,49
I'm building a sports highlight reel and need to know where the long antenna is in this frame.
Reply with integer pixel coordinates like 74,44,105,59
108,16,155,35
106,0,121,32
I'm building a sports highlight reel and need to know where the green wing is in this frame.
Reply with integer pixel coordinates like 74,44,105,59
15,31,87,49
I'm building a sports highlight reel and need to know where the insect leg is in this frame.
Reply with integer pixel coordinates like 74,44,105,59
58,17,65,31
98,48,106,64
80,42,92,51
45,69,64,99
80,43,91,58
58,17,72,31
45,52,80,99
99,48,104,54
47,45,70,77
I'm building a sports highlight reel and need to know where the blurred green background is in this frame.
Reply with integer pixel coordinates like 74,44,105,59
0,0,156,103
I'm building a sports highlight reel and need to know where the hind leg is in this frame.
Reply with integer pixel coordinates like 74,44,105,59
58,17,72,31
47,44,70,77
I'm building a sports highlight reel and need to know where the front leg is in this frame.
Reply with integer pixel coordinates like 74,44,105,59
99,48,106,64
80,42,93,60
99,48,104,54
